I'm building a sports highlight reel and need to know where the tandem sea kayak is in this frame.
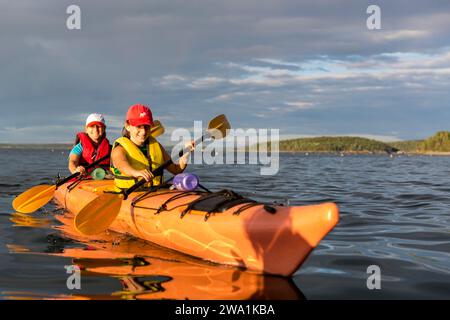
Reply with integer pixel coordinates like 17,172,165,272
53,180,339,276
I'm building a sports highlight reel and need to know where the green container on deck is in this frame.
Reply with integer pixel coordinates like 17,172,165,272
91,168,106,180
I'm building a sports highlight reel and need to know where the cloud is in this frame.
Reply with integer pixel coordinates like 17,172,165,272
157,48,450,92
157,74,188,88
188,77,225,89
1,1,450,143
207,91,251,102
284,101,315,110
370,30,430,42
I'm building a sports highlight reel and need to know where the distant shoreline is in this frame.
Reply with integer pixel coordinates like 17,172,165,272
2,132,450,156
248,150,450,156
2,144,449,156
0,144,72,150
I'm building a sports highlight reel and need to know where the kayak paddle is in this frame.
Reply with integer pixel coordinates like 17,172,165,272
12,120,164,214
74,114,230,235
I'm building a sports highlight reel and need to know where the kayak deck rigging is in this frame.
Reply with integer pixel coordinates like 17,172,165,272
130,184,277,221
63,176,276,220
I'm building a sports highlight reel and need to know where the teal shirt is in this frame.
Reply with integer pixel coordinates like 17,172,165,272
69,143,83,157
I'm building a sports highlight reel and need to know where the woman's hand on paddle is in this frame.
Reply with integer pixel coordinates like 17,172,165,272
176,140,195,171
181,140,195,159
185,140,195,153
180,140,195,163
75,166,87,176
131,169,154,182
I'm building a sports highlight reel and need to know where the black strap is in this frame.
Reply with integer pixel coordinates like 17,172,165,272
233,202,263,215
157,191,203,215
215,198,257,212
131,182,173,207
67,176,85,192
198,183,212,193
129,185,277,219
131,175,205,214
179,189,241,219
114,175,138,180
179,191,227,218
232,203,277,215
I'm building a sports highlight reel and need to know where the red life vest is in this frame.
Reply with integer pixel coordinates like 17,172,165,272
76,132,111,171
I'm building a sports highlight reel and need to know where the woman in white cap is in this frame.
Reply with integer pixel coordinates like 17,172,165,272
68,113,111,175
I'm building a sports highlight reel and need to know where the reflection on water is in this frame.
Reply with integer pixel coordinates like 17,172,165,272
10,212,53,229
2,150,450,299
5,211,303,300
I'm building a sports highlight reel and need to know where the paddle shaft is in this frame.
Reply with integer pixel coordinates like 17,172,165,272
124,133,209,198
57,154,110,187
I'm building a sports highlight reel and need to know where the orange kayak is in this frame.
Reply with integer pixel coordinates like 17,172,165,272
53,180,339,276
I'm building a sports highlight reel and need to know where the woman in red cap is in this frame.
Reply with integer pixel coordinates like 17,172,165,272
68,113,111,175
111,104,193,189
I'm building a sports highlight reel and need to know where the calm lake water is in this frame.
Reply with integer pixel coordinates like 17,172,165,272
1,148,449,299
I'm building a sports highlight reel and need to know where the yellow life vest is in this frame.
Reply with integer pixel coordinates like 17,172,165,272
111,136,165,190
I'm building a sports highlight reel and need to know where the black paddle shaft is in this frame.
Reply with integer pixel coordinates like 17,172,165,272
56,154,110,187
124,134,208,198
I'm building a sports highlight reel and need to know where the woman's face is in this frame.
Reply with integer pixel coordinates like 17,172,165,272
85,124,105,144
125,123,150,146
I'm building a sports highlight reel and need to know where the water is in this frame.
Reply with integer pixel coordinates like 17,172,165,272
1,148,449,299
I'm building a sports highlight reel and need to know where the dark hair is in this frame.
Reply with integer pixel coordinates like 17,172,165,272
121,126,130,138
122,121,130,138
74,134,80,146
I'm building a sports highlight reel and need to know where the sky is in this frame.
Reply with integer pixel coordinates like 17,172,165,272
0,0,449,143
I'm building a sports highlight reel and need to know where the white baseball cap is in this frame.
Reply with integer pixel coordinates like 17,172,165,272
85,113,106,127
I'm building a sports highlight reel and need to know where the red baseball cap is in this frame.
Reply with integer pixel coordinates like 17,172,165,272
126,104,154,126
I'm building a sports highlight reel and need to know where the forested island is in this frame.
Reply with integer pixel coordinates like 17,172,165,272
259,131,450,154
1,131,450,154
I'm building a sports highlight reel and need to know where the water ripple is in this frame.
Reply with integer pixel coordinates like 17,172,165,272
1,151,450,298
